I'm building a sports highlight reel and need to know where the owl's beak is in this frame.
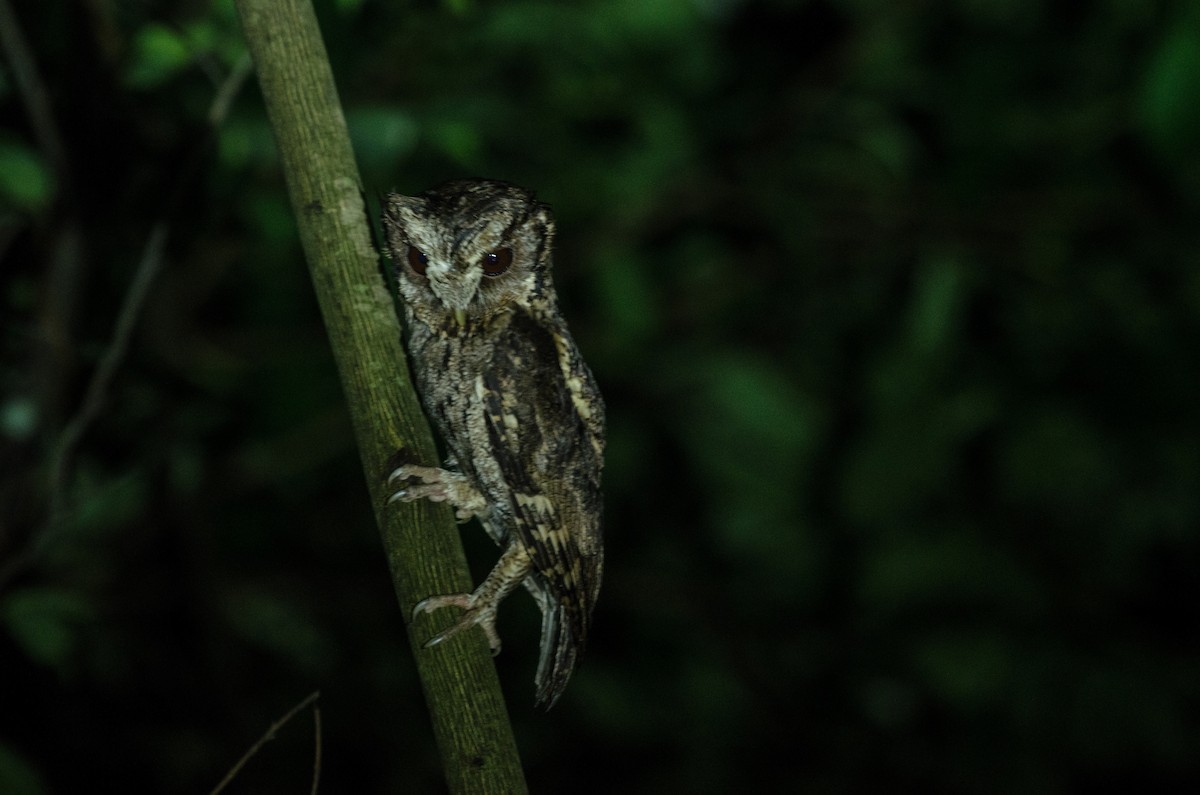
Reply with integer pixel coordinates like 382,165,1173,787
425,262,476,324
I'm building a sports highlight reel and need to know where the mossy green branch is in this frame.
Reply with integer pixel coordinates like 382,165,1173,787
233,1,527,791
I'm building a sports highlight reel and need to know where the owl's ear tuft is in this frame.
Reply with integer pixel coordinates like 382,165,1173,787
388,195,428,223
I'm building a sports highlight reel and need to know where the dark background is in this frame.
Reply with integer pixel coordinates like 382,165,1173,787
3,0,1199,791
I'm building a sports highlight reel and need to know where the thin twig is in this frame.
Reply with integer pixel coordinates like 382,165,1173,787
0,50,253,590
210,53,253,127
210,690,321,795
0,220,168,588
0,0,69,176
311,704,323,795
0,0,86,431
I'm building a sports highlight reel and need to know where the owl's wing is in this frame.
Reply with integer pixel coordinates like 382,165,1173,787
477,310,604,662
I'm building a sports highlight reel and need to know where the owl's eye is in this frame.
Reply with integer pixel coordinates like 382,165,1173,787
481,248,513,277
406,245,429,276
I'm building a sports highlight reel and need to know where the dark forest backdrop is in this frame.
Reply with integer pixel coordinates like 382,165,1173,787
2,0,1199,791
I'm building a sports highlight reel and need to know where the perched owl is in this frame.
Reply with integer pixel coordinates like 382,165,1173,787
381,179,605,708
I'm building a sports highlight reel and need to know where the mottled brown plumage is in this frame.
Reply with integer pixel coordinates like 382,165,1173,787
381,179,604,708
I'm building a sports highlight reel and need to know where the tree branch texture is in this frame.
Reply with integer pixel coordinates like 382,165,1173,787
233,1,527,791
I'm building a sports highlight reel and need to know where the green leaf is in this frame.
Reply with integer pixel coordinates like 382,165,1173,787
0,395,39,441
347,107,419,177
125,23,192,89
907,252,966,358
671,353,827,599
218,116,278,170
1138,25,1200,158
429,119,482,168
2,588,95,674
592,248,656,355
0,142,52,211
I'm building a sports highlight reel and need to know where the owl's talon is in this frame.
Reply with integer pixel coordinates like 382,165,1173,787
412,592,472,620
387,464,432,485
387,465,447,501
386,465,487,519
412,592,503,654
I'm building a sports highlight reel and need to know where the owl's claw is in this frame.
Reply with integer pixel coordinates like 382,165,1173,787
386,465,484,520
412,593,502,655
387,464,447,502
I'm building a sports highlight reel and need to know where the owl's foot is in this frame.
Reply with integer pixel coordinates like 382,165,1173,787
386,464,486,521
412,593,502,654
410,543,534,656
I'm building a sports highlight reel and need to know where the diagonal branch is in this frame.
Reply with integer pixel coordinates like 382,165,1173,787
232,1,528,792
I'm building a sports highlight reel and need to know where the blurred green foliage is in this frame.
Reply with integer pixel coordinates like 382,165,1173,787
0,140,51,210
2,0,1199,792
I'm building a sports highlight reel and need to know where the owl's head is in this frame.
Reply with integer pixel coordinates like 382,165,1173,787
383,179,556,329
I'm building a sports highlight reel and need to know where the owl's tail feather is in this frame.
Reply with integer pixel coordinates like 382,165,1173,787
532,597,578,709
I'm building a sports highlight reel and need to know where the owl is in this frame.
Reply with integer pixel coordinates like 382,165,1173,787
381,179,605,708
